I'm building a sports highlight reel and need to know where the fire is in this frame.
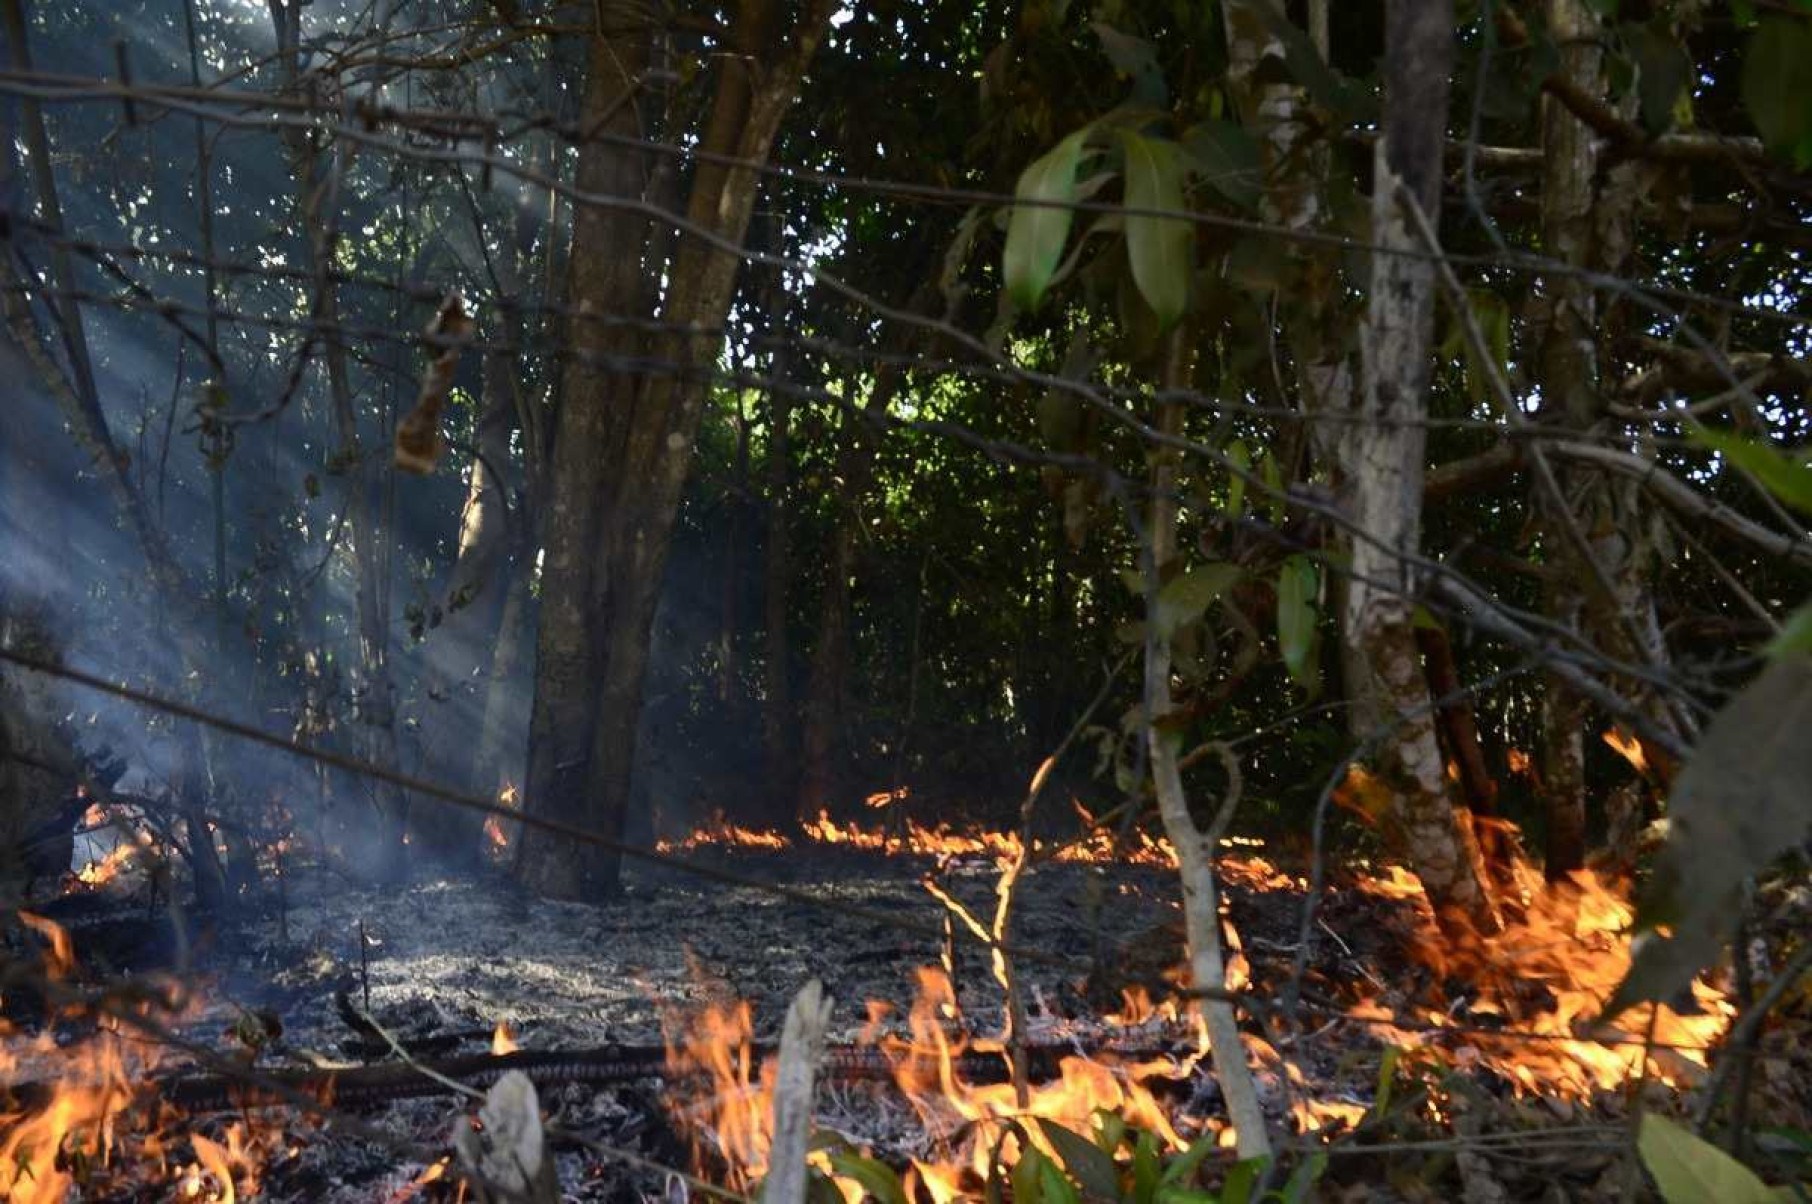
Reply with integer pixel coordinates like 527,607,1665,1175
0,915,292,1202
492,1020,519,1056
483,782,522,858
1602,728,1649,775
659,806,1211,871
75,840,137,888
1348,852,1733,1099
666,966,1211,1197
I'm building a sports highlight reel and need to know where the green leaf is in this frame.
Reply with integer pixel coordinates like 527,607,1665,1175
1158,1132,1220,1187
1220,1156,1267,1203
1743,16,1812,157
1014,1144,1051,1204
1154,563,1243,639
1092,22,1168,107
1004,128,1093,311
1606,655,1812,1017
1132,1131,1161,1204
1035,1119,1123,1199
1248,1,1374,120
1276,554,1320,689
1373,1045,1402,1120
1687,424,1812,515
1181,121,1262,211
824,1152,910,1204
1766,601,1812,658
1093,1110,1128,1156
1639,1114,1780,1204
1226,439,1250,516
1120,131,1194,329
1623,21,1692,135
1040,1156,1083,1204
1279,1152,1328,1203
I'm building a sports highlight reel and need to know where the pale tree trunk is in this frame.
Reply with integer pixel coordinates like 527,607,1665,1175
1143,344,1270,1162
1350,0,1498,936
517,0,838,898
415,340,518,864
269,0,407,879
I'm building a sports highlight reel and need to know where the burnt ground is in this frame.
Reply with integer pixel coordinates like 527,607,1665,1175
14,844,1800,1202
8,845,1392,1201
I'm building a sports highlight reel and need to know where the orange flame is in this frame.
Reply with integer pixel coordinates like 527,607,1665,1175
1601,729,1649,775
1,916,290,1202
492,1021,519,1056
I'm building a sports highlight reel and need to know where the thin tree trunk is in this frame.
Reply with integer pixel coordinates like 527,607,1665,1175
269,0,407,879
1143,343,1270,1162
1350,0,1497,937
762,367,795,807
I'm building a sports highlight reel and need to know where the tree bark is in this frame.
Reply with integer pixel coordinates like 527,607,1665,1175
516,0,838,897
1350,0,1498,937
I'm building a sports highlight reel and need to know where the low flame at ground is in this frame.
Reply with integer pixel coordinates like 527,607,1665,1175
1348,851,1731,1099
658,804,1291,880
666,965,1215,1201
0,914,295,1202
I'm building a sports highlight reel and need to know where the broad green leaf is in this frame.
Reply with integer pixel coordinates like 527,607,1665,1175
1120,131,1194,329
1687,423,1812,515
1277,554,1320,689
1742,16,1812,158
1013,1144,1051,1204
1093,1109,1127,1156
1035,1119,1122,1199
824,1152,910,1204
1040,1156,1083,1204
1153,1191,1219,1204
1154,563,1243,639
1182,120,1262,211
1623,21,1692,135
1639,1114,1779,1204
1606,655,1812,1017
1004,128,1092,311
1158,1131,1220,1187
1766,601,1812,658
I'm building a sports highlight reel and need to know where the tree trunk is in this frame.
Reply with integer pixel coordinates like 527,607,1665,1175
513,20,659,900
762,368,796,808
1350,0,1498,937
415,340,519,865
268,0,408,880
516,0,837,897
1142,344,1270,1162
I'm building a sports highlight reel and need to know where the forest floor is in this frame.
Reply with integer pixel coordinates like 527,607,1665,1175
5,841,1807,1202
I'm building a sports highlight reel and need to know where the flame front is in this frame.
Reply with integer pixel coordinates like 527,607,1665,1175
0,915,290,1202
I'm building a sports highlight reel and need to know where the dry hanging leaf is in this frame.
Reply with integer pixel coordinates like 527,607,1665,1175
394,291,477,475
